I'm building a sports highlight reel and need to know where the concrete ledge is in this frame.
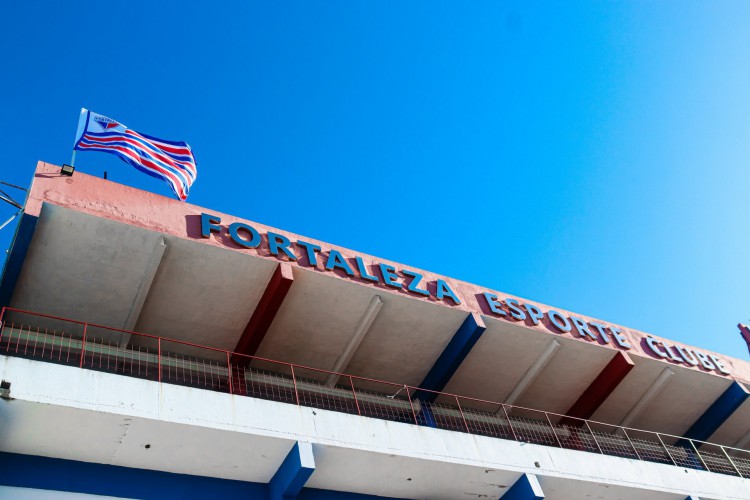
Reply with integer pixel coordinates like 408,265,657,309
0,355,747,500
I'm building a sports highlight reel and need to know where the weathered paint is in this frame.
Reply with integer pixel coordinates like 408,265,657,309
13,162,750,383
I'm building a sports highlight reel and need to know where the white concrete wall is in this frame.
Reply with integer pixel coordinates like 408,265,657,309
0,486,130,499
0,355,747,499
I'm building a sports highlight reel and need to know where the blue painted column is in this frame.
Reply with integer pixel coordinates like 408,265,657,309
679,381,750,445
413,313,486,402
501,473,544,499
269,442,316,500
0,212,37,308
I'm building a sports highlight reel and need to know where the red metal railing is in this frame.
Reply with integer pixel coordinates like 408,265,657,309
1,307,749,478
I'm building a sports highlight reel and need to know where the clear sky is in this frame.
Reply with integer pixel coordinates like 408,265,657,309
1,2,749,361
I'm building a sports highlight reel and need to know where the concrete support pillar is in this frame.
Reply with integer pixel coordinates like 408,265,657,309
562,351,634,423
268,442,315,500
618,367,674,428
325,295,383,387
504,339,560,407
123,237,167,346
414,313,486,402
679,381,750,445
501,473,544,499
233,262,294,361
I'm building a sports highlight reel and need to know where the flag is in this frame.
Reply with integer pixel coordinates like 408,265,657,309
73,108,197,201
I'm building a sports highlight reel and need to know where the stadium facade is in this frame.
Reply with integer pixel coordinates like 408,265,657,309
0,161,749,499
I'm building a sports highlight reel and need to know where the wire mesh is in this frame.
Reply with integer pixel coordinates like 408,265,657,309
548,419,601,454
694,442,742,476
586,421,639,459
2,307,749,479
725,448,750,478
0,322,82,367
624,429,675,465
504,407,559,447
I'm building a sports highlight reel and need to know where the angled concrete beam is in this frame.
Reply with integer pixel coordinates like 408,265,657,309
734,428,750,449
268,441,315,500
414,312,486,402
562,351,634,424
501,473,544,499
618,367,674,428
233,263,294,360
504,339,560,407
122,237,167,346
325,295,383,387
679,381,750,445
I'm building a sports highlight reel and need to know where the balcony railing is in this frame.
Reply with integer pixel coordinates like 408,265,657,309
1,307,749,478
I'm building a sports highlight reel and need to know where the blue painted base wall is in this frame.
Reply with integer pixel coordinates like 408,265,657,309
0,452,403,500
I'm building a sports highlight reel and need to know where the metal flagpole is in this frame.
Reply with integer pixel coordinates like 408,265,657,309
70,149,77,167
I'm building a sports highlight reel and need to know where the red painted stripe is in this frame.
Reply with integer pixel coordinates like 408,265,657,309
77,141,187,199
561,351,634,424
232,263,294,360
739,324,750,356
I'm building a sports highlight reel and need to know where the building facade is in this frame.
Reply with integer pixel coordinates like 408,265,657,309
0,161,749,499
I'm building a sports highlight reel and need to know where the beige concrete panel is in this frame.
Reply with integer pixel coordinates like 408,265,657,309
344,292,466,386
134,237,277,352
10,205,161,329
256,269,380,372
442,319,557,409
515,336,613,414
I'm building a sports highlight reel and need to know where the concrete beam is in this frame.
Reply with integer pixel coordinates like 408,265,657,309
414,312,486,402
0,213,37,309
680,381,750,444
233,262,294,360
325,295,383,387
504,339,560,407
268,441,315,500
122,237,167,346
733,428,750,449
501,473,544,499
618,367,674,428
562,351,634,423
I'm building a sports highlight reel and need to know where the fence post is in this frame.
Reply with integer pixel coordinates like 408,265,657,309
349,376,361,416
689,440,710,472
720,446,743,478
0,307,6,345
158,338,162,384
585,421,604,454
455,396,470,434
79,323,88,369
621,428,642,461
226,351,233,395
656,433,678,466
501,405,519,441
545,412,563,448
290,365,300,405
404,386,419,426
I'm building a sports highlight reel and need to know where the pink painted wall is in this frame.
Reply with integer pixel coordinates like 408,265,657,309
24,161,750,384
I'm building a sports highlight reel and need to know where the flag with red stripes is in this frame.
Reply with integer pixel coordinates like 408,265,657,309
73,108,197,201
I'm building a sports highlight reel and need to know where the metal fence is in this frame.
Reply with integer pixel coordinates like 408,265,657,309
1,307,749,479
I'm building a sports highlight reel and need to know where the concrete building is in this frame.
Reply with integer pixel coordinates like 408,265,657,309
0,161,749,499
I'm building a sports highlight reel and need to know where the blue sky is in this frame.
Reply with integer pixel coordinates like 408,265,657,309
1,2,749,360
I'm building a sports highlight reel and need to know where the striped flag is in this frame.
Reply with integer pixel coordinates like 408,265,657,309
73,108,197,201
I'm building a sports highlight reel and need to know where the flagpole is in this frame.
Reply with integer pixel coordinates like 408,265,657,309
70,108,87,167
